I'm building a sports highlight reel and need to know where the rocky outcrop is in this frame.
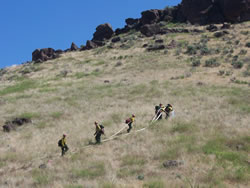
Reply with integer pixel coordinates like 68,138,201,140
3,117,32,132
140,9,161,25
125,18,140,27
140,24,161,37
180,0,250,24
28,0,250,63
93,23,114,41
32,48,60,63
85,40,98,50
70,42,79,51
147,44,165,51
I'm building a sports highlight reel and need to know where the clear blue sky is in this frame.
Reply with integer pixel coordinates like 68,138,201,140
0,0,181,68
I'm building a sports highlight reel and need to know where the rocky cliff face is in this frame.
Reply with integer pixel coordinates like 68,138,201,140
30,0,250,63
180,0,250,24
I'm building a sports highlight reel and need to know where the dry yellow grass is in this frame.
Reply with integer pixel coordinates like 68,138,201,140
0,22,249,188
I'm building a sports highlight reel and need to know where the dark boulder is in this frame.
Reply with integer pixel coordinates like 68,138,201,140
180,0,250,24
111,36,121,43
140,24,161,37
214,30,229,38
32,48,59,63
85,40,98,50
140,9,161,25
221,23,231,29
92,40,105,47
93,23,114,41
80,45,87,51
206,24,218,32
166,40,177,49
115,27,130,35
147,44,165,51
163,160,184,169
155,39,164,43
180,0,224,24
3,117,32,132
55,49,64,54
125,18,140,26
222,0,250,22
70,42,79,51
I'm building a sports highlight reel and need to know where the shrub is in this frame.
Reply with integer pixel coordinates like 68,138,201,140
200,47,211,55
245,42,250,48
239,50,247,55
186,45,197,55
240,31,249,35
243,64,250,77
192,59,201,67
232,61,244,69
218,70,225,76
205,58,220,67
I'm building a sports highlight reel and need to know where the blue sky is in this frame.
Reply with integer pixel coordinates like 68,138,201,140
0,0,181,68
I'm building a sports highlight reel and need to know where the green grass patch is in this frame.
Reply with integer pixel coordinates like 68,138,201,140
157,133,197,161
75,72,89,79
117,167,143,178
19,112,40,119
143,179,165,188
171,121,196,133
121,155,146,167
0,79,37,96
39,87,57,93
101,182,117,188
72,162,105,179
36,122,50,129
110,113,122,124
65,185,83,188
50,111,64,119
32,169,50,185
94,60,106,66
0,161,6,168
202,137,248,167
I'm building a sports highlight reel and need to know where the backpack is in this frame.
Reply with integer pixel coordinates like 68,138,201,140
100,125,104,134
58,139,62,147
125,118,131,124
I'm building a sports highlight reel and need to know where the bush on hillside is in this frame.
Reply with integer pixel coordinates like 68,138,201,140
232,61,244,69
205,58,220,67
245,42,250,48
192,59,201,67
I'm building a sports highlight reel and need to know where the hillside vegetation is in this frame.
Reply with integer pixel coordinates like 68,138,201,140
0,22,250,188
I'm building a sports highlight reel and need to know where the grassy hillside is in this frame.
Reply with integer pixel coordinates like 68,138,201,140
0,22,249,188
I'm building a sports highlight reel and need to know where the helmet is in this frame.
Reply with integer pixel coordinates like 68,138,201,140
63,134,66,137
167,104,172,107
159,103,162,106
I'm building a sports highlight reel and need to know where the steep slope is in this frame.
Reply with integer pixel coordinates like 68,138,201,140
0,22,250,187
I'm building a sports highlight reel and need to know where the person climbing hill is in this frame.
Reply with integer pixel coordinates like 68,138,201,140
94,121,105,144
165,104,174,119
58,134,69,156
125,114,136,133
155,103,165,120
